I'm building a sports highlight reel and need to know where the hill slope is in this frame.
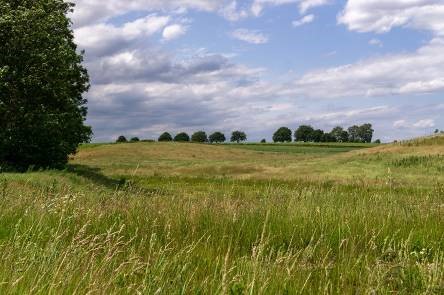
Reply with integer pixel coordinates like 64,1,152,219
0,140,443,293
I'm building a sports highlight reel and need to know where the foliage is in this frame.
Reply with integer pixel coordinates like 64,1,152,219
330,126,349,142
261,139,266,143
191,131,208,143
130,137,140,142
0,0,91,169
158,132,173,142
116,136,127,143
273,127,292,142
294,125,315,142
174,132,190,142
231,131,247,143
209,132,226,143
348,124,374,143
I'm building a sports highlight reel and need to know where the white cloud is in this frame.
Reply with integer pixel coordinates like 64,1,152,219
162,24,187,41
369,38,382,47
231,29,269,44
292,14,315,27
251,0,330,16
394,119,436,129
292,38,444,98
338,0,444,35
74,15,170,56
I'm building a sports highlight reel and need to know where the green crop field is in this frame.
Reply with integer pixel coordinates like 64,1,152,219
1,136,443,294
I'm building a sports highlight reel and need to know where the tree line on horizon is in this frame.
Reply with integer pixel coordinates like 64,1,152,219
116,123,377,144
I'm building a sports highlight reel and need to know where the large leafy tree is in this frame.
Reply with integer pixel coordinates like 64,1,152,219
0,0,91,169
294,125,315,142
158,132,173,142
174,132,190,142
209,132,226,143
273,127,292,143
191,131,208,143
230,131,247,143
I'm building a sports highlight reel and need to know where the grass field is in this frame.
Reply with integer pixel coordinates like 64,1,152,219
0,137,443,294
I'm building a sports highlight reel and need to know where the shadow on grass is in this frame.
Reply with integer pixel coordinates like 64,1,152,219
65,164,126,190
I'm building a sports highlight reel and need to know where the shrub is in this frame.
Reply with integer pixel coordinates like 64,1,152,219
130,137,140,142
174,132,190,142
191,131,208,143
158,132,173,142
209,132,226,143
261,139,266,143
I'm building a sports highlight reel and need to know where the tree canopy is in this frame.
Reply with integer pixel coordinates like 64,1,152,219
273,127,292,142
191,131,208,143
294,125,315,142
231,131,247,143
158,132,173,142
116,136,128,143
174,132,190,142
209,132,226,143
0,0,91,169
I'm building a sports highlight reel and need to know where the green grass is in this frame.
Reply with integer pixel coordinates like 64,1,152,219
225,142,374,154
0,138,443,294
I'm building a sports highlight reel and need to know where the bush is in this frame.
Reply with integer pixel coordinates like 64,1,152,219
158,132,173,142
231,131,247,143
174,132,190,142
209,132,226,143
261,139,266,143
130,137,140,142
116,136,128,143
191,131,208,143
273,127,292,142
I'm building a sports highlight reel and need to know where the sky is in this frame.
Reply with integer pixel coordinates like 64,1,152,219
71,0,444,142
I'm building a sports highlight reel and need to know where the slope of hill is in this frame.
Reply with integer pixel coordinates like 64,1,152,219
0,140,443,293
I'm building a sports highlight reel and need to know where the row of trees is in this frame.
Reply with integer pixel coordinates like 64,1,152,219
273,124,375,143
116,131,247,144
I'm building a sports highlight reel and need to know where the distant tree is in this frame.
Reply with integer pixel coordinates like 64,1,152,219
294,125,315,142
0,0,91,169
116,136,127,143
209,132,226,143
273,127,292,142
261,139,266,143
191,131,208,143
358,124,374,143
435,129,440,134
374,139,381,144
231,131,247,143
348,125,360,142
321,132,336,143
330,126,349,142
174,132,190,142
130,137,140,142
158,132,173,142
311,129,325,142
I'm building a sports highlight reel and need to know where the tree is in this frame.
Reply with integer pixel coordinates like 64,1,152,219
273,127,292,142
158,132,173,142
330,126,349,142
261,139,266,143
294,125,315,142
231,131,247,143
358,123,374,143
191,131,208,143
174,132,190,142
0,0,91,169
321,132,336,143
348,125,360,142
374,139,381,144
116,136,127,143
209,132,226,143
130,137,140,142
311,129,325,142
435,129,440,134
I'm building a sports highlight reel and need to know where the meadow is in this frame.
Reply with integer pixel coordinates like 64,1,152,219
0,136,443,294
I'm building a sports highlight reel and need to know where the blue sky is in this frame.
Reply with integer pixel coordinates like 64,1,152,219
71,0,444,142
